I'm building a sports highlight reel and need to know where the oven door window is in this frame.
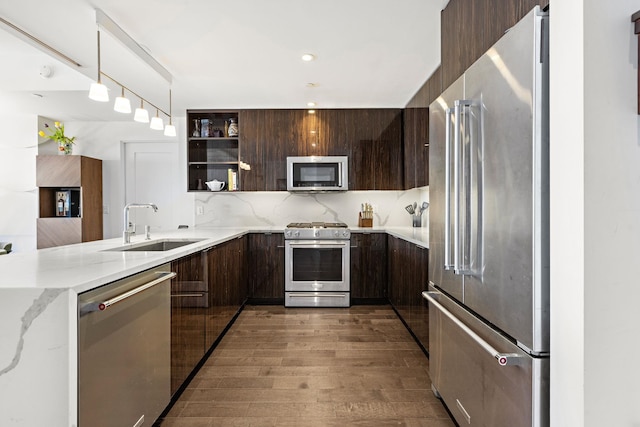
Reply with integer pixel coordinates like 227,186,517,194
292,246,343,282
293,163,339,187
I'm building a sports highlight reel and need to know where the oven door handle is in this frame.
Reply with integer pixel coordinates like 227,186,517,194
287,293,348,298
287,241,348,246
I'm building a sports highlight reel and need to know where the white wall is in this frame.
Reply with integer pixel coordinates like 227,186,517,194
63,117,193,239
550,1,640,425
0,115,38,253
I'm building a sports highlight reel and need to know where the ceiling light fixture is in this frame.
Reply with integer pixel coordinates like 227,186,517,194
133,99,149,123
164,90,177,137
308,109,316,114
113,86,131,113
150,109,164,130
88,30,109,102
301,53,316,62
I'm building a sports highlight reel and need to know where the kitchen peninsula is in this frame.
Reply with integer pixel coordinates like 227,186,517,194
0,225,427,426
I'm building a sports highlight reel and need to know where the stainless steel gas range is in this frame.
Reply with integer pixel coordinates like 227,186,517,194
284,222,351,307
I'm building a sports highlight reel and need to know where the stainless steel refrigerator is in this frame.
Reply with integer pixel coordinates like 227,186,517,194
424,6,549,427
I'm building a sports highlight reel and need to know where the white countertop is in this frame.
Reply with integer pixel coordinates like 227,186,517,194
0,226,427,293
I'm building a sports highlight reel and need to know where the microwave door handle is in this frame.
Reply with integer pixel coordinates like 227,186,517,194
444,107,454,270
338,162,342,188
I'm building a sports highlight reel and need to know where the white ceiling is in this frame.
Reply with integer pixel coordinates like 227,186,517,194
0,0,446,122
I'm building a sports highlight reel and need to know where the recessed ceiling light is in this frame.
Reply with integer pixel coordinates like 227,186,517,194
301,53,316,62
306,83,318,88
307,102,316,107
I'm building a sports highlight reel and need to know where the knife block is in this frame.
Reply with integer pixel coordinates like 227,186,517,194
358,212,373,227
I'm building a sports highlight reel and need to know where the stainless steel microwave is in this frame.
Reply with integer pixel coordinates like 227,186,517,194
286,156,348,192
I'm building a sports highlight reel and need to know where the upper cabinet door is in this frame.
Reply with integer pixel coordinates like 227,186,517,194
237,109,403,191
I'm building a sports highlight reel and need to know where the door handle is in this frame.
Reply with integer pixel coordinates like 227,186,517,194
423,290,523,366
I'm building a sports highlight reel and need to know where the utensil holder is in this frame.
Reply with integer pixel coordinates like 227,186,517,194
358,212,373,227
412,214,422,228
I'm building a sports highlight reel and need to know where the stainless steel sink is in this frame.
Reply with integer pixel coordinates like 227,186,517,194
106,239,204,252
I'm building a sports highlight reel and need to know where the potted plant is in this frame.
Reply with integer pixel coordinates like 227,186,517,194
39,121,76,155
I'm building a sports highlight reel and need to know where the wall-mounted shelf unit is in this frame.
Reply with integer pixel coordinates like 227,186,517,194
36,155,103,249
187,110,240,192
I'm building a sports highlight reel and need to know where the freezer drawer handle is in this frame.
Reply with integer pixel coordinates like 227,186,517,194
95,271,176,312
422,291,523,366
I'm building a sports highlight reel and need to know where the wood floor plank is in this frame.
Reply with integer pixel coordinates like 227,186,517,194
156,305,454,427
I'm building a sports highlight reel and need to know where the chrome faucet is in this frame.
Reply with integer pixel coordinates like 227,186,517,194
123,203,158,243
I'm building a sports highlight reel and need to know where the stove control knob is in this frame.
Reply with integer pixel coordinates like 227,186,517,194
342,230,350,238
333,230,340,237
314,229,320,238
294,230,300,238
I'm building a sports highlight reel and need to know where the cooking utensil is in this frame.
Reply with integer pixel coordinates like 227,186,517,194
405,204,415,214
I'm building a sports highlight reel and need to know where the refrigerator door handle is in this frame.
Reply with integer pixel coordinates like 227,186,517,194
453,101,461,273
451,99,480,277
444,107,454,270
423,290,524,366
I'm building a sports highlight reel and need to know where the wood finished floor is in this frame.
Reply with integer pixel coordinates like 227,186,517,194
157,305,455,427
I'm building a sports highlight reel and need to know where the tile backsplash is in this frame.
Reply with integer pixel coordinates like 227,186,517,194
195,187,429,228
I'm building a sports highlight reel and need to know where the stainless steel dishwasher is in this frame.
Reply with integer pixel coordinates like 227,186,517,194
78,263,176,427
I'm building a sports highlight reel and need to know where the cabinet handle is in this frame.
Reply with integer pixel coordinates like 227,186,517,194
171,293,205,298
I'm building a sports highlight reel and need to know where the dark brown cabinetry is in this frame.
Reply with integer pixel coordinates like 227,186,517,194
387,235,429,353
350,232,388,303
248,233,285,303
170,252,207,395
440,0,548,90
36,155,102,249
403,108,429,189
407,244,429,352
239,109,403,191
205,236,247,349
187,110,241,192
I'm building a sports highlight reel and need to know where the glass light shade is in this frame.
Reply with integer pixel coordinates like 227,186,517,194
150,115,164,130
88,82,109,102
114,96,131,113
164,124,177,137
133,107,149,123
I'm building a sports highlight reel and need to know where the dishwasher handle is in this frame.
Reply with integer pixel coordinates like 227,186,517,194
422,290,523,366
82,271,177,314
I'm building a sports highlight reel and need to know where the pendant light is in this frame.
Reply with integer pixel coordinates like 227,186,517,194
164,90,176,136
113,86,131,113
150,109,164,130
88,30,109,102
133,99,149,123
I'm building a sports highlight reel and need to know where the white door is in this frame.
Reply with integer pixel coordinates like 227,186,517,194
124,141,180,233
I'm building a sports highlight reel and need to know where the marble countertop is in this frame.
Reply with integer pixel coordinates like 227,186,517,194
0,226,427,293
